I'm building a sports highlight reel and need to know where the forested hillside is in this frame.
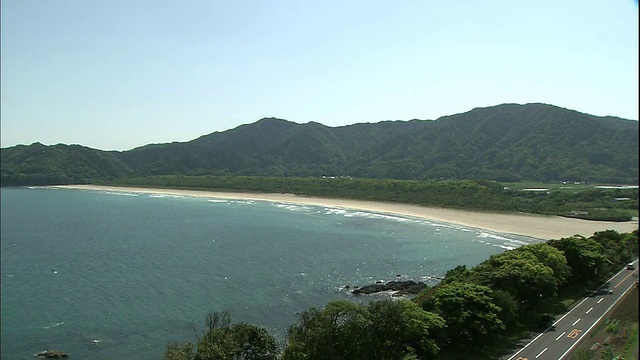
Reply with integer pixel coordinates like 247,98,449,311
0,143,132,186
1,103,638,186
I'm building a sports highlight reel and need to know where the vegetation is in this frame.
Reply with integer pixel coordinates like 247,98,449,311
0,142,131,186
2,103,638,186
282,300,444,360
164,311,279,360
165,230,638,360
106,175,638,221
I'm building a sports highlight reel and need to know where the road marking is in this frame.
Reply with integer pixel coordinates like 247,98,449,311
567,329,583,338
507,267,633,360
556,331,566,340
572,319,581,326
586,307,593,314
535,347,547,358
556,282,634,360
615,271,635,288
597,298,604,303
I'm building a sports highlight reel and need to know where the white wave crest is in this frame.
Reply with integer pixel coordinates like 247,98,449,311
103,191,139,197
42,321,64,329
149,193,188,199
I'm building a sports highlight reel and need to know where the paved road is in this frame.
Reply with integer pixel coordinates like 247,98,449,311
506,260,638,360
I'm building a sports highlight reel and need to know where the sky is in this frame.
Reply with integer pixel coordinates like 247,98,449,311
1,1,638,151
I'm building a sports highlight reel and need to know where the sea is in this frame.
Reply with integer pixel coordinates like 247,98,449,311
0,187,542,359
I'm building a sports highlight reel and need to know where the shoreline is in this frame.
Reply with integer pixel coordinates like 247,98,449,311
55,184,638,241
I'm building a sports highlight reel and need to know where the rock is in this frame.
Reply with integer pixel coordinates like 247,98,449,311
351,280,427,296
36,350,68,358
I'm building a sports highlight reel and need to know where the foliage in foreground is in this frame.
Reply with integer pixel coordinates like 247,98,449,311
282,299,444,360
166,230,638,360
164,311,279,360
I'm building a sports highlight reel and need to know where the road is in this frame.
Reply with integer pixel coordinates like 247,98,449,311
505,260,638,360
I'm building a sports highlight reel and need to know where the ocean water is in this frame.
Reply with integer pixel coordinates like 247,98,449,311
0,187,541,359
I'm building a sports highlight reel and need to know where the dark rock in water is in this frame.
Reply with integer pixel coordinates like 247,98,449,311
36,350,68,358
351,280,427,296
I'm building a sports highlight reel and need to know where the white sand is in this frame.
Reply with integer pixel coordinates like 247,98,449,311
57,184,638,241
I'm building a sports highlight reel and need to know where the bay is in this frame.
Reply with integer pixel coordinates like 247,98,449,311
0,187,540,359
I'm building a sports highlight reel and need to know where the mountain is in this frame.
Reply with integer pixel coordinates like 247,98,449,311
1,103,638,186
0,143,132,186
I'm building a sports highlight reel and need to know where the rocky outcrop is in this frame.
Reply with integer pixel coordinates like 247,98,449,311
351,280,427,296
36,350,68,358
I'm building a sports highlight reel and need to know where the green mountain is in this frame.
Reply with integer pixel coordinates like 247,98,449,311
2,103,638,186
0,142,132,186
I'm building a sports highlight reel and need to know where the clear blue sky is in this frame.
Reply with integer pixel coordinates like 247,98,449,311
1,1,638,151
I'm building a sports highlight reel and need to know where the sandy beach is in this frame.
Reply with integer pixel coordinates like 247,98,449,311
58,184,638,241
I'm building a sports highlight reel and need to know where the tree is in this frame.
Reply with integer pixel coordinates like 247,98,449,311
164,342,195,360
473,250,558,306
366,299,445,359
516,243,570,287
282,300,370,360
164,311,279,360
429,282,505,353
227,323,280,360
547,235,608,283
440,265,471,285
282,299,445,360
590,230,638,270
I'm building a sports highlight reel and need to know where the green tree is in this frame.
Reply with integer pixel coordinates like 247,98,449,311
429,282,505,353
590,230,638,270
473,250,558,306
547,235,608,283
282,299,445,360
164,342,195,360
283,300,370,360
366,299,445,359
517,243,570,287
165,311,279,360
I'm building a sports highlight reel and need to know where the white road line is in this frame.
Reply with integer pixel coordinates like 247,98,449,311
597,298,604,303
572,319,581,326
508,264,635,360
535,347,548,358
586,307,593,314
559,280,638,360
556,332,566,341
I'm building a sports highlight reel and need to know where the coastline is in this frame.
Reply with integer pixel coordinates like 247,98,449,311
55,184,638,241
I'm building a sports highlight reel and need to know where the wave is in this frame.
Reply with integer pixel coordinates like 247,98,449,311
494,244,517,250
103,191,139,197
479,232,528,244
42,321,64,329
274,204,313,212
475,232,530,250
149,194,186,199
269,204,536,249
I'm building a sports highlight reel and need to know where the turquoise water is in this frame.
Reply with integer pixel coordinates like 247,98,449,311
0,187,541,359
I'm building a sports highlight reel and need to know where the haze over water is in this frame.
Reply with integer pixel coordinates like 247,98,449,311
1,187,541,359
